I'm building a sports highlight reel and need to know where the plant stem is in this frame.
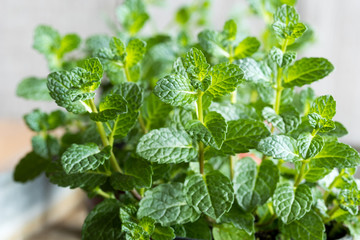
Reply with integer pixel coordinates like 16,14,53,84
124,65,132,82
196,91,205,175
324,204,341,223
229,155,235,179
138,113,148,133
131,189,142,201
88,99,122,173
94,187,115,199
294,160,308,187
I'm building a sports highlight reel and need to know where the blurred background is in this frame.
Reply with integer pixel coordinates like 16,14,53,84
1,0,359,239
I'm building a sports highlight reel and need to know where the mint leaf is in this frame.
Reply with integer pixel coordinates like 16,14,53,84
109,37,126,59
272,5,306,40
90,94,128,122
297,133,324,159
137,128,197,164
125,38,146,67
206,62,244,97
198,30,229,58
184,170,234,220
220,203,255,235
258,135,300,162
284,58,334,87
33,25,61,56
223,19,237,41
61,143,111,174
46,161,108,190
280,210,325,240
154,74,197,107
304,162,331,182
307,113,336,132
14,152,49,183
221,119,270,154
234,37,260,59
16,77,52,101
186,111,227,150
82,199,122,240
236,58,271,83
233,158,279,212
183,217,212,240
262,107,285,133
213,223,254,240
183,47,210,82
116,0,149,35
311,141,360,169
137,183,199,226
112,82,143,137
32,135,60,159
310,95,336,120
152,225,175,240
141,93,173,130
273,183,313,224
24,109,48,132
58,33,81,57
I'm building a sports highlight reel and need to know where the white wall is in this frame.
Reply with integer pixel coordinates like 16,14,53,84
1,0,359,145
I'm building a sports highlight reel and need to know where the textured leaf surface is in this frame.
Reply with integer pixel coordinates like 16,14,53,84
206,63,244,97
183,217,212,240
311,141,360,169
198,30,229,58
220,119,270,154
297,133,324,159
186,111,227,150
262,107,285,133
14,152,49,183
310,95,336,120
137,128,197,164
280,210,325,240
183,47,210,81
258,135,300,162
220,203,254,235
236,58,271,83
304,162,331,182
184,171,234,220
61,143,110,174
126,38,146,67
142,93,172,130
233,158,279,212
284,58,334,87
16,77,52,101
90,94,128,122
24,109,48,132
154,74,197,106
213,223,254,240
116,0,149,35
137,183,199,226
234,37,260,59
152,225,175,240
82,199,122,240
273,183,313,224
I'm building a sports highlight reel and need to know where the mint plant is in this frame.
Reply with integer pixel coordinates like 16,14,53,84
15,1,360,239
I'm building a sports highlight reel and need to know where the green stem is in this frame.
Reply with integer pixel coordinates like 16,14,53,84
94,187,115,199
324,204,341,223
138,112,148,133
229,155,235,179
88,99,122,173
294,160,308,187
197,91,205,175
124,64,132,82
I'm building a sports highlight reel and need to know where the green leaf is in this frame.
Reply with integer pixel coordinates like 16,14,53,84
61,143,111,174
272,5,306,40
284,58,334,87
258,135,300,162
307,113,336,132
47,110,67,130
58,33,81,57
112,82,143,137
236,58,271,83
223,19,237,41
262,107,285,133
122,221,149,240
339,186,360,215
183,217,211,240
16,77,52,101
82,199,122,240
117,0,149,35
233,158,279,212
109,37,126,58
14,152,50,183
269,47,296,67
24,109,48,132
142,93,173,130
206,62,244,97
110,157,152,191
320,121,348,138
273,183,313,224
137,183,199,226
185,111,227,150
90,94,128,122
136,128,197,164
280,105,301,133
125,38,146,67
183,47,210,81
33,25,61,55
213,223,254,240
184,170,234,220
221,119,270,154
175,7,191,25
152,225,175,240
280,210,325,240
311,141,360,169
32,135,60,159
46,161,108,190
198,30,229,58
304,162,331,182
220,203,255,235
234,37,260,59
297,133,324,159
310,95,336,120
154,74,197,107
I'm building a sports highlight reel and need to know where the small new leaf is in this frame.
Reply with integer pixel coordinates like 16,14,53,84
234,37,260,59
14,152,49,183
297,133,324,159
258,135,300,162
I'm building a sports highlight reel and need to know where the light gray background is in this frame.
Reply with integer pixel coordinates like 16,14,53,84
1,0,359,145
